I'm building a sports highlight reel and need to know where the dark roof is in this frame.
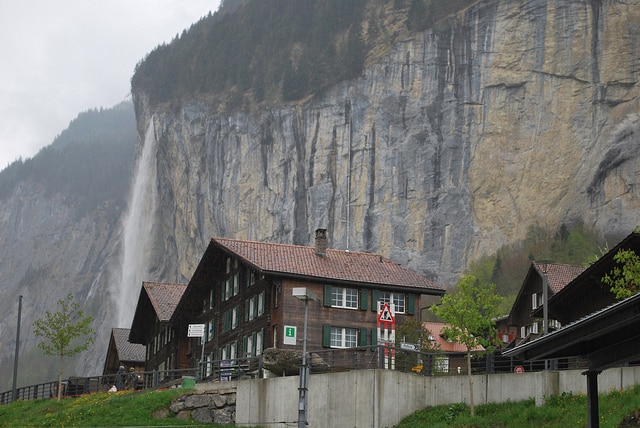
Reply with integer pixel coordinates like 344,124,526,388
212,237,445,292
534,262,585,293
111,328,146,363
503,291,640,371
143,281,188,321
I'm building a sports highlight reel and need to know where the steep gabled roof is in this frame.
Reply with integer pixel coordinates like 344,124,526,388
111,328,146,363
508,262,584,326
533,262,585,294
129,282,187,344
211,237,445,292
143,281,188,321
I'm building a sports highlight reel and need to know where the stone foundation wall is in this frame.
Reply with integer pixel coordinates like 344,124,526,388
164,387,237,425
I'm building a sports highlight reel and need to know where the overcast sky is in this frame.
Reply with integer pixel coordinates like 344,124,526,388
0,0,221,170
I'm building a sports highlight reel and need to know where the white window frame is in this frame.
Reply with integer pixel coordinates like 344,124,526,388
379,292,405,314
330,327,358,349
331,287,358,309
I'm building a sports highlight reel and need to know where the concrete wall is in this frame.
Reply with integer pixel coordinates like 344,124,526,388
233,367,640,427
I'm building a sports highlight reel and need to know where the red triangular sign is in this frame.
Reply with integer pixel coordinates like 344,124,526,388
378,302,395,324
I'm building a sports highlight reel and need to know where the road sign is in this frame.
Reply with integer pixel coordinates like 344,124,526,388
514,365,525,374
378,303,395,324
188,324,205,338
400,342,419,351
283,325,297,345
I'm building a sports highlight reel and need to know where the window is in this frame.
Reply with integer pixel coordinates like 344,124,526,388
331,287,358,309
379,292,406,313
330,327,358,348
434,355,449,374
223,307,239,332
257,291,265,316
206,320,215,342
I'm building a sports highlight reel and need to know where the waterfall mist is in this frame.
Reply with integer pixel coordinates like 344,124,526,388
115,119,158,327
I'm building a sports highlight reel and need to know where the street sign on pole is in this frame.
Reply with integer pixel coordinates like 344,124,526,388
188,324,205,338
284,325,297,345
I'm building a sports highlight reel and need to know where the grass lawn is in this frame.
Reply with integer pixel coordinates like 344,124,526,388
395,383,640,427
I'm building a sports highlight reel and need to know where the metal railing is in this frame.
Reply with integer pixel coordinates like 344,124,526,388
0,357,264,406
0,349,596,406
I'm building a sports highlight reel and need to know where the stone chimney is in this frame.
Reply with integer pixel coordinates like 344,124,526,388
315,228,327,257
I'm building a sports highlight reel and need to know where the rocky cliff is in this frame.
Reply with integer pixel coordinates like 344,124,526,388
0,103,135,388
132,0,640,292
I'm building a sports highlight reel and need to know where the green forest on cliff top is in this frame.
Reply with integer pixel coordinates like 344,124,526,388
132,0,476,110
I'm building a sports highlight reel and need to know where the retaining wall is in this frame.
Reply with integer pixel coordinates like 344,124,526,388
231,366,640,427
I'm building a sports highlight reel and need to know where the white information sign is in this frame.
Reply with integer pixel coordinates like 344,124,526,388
283,325,297,345
188,323,206,338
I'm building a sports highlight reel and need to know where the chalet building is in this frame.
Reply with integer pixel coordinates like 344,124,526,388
539,231,640,325
102,328,146,375
421,322,484,374
506,262,584,345
129,281,187,373
170,229,445,374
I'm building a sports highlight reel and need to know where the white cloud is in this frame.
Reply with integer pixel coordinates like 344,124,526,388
0,0,220,169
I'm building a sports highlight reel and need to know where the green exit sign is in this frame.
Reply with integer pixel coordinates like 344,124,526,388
284,325,296,345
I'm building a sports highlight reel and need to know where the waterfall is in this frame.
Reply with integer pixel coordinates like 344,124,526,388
115,119,158,327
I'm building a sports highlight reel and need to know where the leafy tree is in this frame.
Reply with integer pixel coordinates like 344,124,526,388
33,294,94,401
395,318,439,373
602,249,640,299
430,275,502,416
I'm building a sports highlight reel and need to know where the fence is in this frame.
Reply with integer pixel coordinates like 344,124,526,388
0,349,590,405
0,356,264,406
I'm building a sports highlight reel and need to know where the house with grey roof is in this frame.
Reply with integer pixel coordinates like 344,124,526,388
102,327,146,376
170,229,445,377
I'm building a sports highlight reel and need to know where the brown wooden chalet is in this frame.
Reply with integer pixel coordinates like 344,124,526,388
171,229,445,375
504,231,640,427
128,281,187,373
536,231,640,324
102,328,146,375
505,262,585,345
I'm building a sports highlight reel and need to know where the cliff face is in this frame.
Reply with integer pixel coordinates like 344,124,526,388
133,0,640,288
135,0,640,286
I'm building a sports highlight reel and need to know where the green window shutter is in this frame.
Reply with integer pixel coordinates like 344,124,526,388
252,331,257,355
322,324,331,347
253,295,259,318
323,285,332,307
242,336,248,356
407,293,416,315
370,328,377,350
371,290,379,311
359,328,368,347
244,300,250,322
359,289,368,311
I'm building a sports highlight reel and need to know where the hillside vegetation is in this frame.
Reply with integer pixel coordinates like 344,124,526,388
132,0,476,111
0,101,136,217
462,222,608,314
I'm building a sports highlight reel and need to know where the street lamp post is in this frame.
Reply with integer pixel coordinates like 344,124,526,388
12,295,23,402
293,287,316,428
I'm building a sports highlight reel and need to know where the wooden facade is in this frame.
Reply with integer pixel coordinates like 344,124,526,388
170,229,446,373
128,282,187,373
505,262,584,346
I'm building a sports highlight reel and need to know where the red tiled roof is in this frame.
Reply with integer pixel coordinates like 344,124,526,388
112,328,146,362
534,262,585,294
212,238,444,292
422,322,484,352
143,282,187,321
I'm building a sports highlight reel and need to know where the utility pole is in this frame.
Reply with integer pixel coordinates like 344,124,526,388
12,295,23,401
